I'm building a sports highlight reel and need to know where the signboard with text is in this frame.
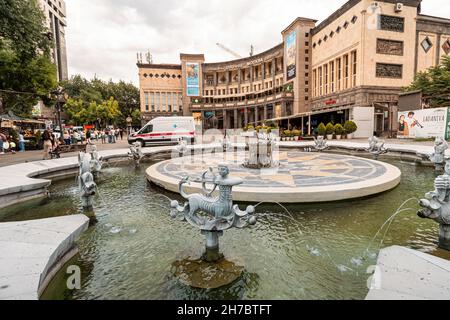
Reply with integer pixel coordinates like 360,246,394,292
286,31,297,81
186,62,200,97
398,108,450,139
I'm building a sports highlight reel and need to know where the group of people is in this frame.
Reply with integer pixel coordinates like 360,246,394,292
0,131,26,155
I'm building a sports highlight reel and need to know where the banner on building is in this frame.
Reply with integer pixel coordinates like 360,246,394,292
286,31,297,81
186,62,200,96
397,108,450,139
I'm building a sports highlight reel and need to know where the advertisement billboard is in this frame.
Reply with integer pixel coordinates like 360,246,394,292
186,62,200,96
397,108,450,139
286,31,297,81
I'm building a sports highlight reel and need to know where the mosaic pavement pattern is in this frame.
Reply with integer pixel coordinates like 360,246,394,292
153,151,388,188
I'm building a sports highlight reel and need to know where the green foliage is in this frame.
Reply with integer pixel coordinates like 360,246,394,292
344,120,357,134
60,75,139,127
283,130,291,137
0,0,57,116
292,130,301,137
334,123,344,135
325,123,335,135
317,123,326,136
404,56,450,107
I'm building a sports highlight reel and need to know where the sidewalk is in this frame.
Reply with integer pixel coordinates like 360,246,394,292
0,138,130,168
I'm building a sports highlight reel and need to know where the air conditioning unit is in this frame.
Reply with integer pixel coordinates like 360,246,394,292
395,3,404,12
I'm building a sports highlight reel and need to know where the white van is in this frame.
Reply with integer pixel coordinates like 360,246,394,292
128,117,196,147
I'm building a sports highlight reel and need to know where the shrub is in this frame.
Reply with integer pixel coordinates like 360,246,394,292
284,130,291,137
325,123,335,135
334,123,344,135
317,123,326,136
344,121,358,134
292,130,301,137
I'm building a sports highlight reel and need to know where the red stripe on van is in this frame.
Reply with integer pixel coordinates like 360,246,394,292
135,132,195,138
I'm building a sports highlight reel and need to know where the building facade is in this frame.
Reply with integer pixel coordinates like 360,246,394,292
137,0,450,137
37,0,68,82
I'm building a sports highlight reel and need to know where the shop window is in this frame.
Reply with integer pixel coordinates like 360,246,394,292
421,37,433,53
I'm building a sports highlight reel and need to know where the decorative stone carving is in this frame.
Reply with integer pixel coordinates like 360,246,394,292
88,145,102,173
376,39,404,56
128,142,144,166
376,63,403,79
314,136,329,152
243,132,278,169
379,15,404,33
169,164,256,262
176,139,188,157
78,152,97,209
418,161,450,250
429,137,448,172
366,136,388,160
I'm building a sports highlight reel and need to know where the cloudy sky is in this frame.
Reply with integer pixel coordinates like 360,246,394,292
65,0,450,85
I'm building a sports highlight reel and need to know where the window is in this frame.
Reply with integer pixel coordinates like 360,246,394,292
155,92,160,111
173,93,178,112
167,93,172,111
343,21,349,29
330,61,335,93
319,66,323,96
337,58,342,91
344,54,349,89
351,15,358,24
313,69,317,97
144,92,149,111
141,125,153,134
161,92,166,112
377,39,404,55
336,26,341,33
330,31,334,38
150,92,155,112
421,37,433,53
324,36,328,42
351,50,357,86
324,64,328,95
443,39,450,55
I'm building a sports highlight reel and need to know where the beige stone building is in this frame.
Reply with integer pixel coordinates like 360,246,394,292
37,0,68,81
138,0,449,137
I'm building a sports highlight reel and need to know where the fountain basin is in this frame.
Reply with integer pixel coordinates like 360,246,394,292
146,151,401,203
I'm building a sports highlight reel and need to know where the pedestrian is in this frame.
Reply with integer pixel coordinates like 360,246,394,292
115,128,119,143
101,130,106,144
119,128,123,140
0,132,6,155
18,131,25,152
63,130,71,145
86,129,92,144
110,128,115,143
42,129,52,160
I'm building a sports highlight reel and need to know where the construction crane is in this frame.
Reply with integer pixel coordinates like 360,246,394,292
216,43,242,59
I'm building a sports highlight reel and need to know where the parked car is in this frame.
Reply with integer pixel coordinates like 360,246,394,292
128,117,196,147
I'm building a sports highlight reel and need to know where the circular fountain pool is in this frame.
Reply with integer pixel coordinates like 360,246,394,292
0,157,449,300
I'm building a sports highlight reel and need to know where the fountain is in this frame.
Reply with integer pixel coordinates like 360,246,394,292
418,161,450,250
78,152,97,210
88,145,103,173
366,136,388,160
220,133,232,152
169,164,256,288
429,137,448,172
128,142,144,166
243,132,278,169
313,136,329,152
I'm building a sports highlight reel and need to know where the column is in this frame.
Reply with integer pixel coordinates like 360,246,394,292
255,107,259,125
301,116,304,134
234,109,238,129
308,115,311,136
281,102,287,117
244,107,248,126
263,105,268,121
223,109,228,129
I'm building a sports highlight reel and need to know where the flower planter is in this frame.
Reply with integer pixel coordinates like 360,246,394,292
347,133,354,139
327,134,333,140
336,135,342,140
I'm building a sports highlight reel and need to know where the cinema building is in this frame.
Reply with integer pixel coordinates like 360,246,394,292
138,0,450,137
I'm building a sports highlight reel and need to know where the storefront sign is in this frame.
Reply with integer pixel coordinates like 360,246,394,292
186,62,200,97
286,31,297,81
398,108,449,139
0,119,13,128
325,100,337,105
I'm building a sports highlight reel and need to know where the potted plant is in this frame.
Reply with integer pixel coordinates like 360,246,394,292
293,130,301,141
325,122,335,140
344,120,358,139
284,130,291,141
317,123,326,138
334,123,344,140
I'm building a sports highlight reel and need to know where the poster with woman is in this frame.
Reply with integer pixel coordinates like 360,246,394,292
398,108,448,139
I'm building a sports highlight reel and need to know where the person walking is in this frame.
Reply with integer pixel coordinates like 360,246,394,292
101,130,106,144
42,129,52,160
119,128,123,140
0,132,6,155
86,129,92,144
63,130,71,145
18,131,25,152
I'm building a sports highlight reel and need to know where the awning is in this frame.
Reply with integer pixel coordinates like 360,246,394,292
0,111,45,125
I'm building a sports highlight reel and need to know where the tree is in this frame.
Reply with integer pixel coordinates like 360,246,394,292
61,75,138,127
0,0,57,116
404,56,450,107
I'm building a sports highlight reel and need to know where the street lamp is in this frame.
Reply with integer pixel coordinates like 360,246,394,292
52,86,67,133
